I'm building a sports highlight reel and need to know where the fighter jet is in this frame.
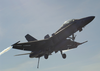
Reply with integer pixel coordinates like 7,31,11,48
12,16,95,68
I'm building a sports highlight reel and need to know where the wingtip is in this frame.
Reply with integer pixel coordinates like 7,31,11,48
12,41,20,46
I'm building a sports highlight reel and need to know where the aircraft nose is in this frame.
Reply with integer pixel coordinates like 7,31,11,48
91,16,95,19
86,16,95,22
79,16,95,27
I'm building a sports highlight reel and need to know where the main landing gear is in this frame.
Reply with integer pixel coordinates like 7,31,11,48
79,28,83,32
60,51,66,59
44,54,49,59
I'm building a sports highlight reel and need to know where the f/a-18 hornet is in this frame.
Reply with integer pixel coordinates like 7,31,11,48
12,16,95,68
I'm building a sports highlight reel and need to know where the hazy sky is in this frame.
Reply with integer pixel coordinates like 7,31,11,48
0,0,100,71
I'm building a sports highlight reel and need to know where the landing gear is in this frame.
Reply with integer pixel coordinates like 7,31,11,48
68,34,76,42
79,28,83,32
62,54,66,59
44,54,48,59
60,51,66,59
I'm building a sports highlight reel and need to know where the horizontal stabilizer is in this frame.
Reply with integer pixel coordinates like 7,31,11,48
25,34,37,42
79,41,88,45
15,53,32,56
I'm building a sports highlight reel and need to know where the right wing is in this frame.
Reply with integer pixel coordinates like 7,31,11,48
25,34,37,42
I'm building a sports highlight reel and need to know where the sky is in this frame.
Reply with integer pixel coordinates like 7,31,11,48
0,0,100,71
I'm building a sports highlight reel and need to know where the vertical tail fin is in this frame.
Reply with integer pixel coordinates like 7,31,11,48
25,34,37,42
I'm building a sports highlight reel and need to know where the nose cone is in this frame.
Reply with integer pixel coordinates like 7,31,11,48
91,16,95,20
85,16,95,23
79,16,95,27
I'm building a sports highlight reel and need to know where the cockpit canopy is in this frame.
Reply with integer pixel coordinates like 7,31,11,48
55,19,75,33
62,19,75,27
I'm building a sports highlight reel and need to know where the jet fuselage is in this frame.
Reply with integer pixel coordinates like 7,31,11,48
29,16,95,58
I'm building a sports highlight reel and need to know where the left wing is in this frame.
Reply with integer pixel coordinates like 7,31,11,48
12,39,48,51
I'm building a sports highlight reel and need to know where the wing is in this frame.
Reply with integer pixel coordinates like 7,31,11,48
25,34,37,42
12,39,48,51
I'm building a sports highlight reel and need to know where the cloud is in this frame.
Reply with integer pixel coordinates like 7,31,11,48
0,26,3,38
1,60,37,71
41,60,100,71
91,52,100,61
80,63,100,71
